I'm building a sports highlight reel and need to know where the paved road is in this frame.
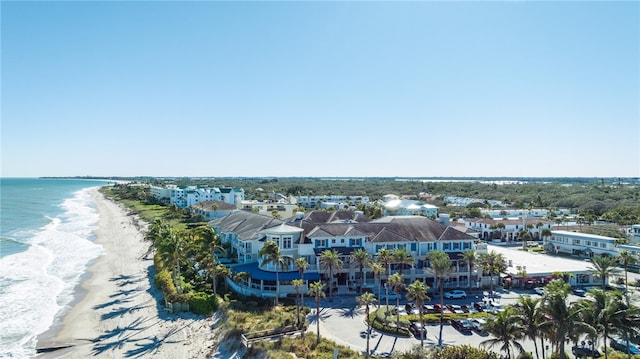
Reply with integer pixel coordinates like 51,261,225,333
301,285,634,357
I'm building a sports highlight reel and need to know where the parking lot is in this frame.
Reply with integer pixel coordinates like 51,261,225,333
302,288,539,357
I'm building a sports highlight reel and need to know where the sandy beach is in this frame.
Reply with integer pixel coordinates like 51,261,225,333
35,188,217,358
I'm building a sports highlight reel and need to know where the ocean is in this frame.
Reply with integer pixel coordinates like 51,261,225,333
0,178,111,358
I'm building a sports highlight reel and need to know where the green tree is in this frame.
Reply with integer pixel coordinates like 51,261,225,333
259,240,290,306
427,251,454,348
350,248,371,293
200,226,226,296
376,248,394,311
295,257,309,282
292,278,304,328
388,272,405,332
357,292,376,358
514,295,543,359
157,228,184,294
308,281,326,344
481,307,525,359
393,247,415,276
406,280,430,347
319,249,343,302
589,256,621,289
478,250,507,299
618,250,637,293
459,249,477,294
370,262,385,308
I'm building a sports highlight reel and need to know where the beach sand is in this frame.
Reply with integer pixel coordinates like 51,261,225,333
35,188,217,358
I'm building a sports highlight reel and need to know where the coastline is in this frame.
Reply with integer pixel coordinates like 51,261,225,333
34,188,217,358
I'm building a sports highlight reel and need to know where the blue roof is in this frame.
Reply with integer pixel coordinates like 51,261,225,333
231,262,321,282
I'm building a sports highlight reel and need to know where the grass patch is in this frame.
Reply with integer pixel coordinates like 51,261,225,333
246,332,362,359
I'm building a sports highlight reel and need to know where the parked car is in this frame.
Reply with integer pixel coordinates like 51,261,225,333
571,287,587,297
380,292,401,300
534,287,545,295
571,345,601,358
473,302,488,312
422,304,435,313
444,290,467,299
408,321,427,339
447,304,465,314
470,318,486,332
611,338,640,354
451,319,474,334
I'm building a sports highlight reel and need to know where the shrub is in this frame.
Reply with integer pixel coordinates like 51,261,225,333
189,292,217,315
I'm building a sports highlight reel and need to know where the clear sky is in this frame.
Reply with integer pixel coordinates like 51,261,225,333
2,1,638,178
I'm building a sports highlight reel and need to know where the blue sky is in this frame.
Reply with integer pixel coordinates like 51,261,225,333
2,1,638,178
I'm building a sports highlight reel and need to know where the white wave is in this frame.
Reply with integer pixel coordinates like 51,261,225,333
0,187,103,358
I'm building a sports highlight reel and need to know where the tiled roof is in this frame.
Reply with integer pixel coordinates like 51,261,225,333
209,211,284,241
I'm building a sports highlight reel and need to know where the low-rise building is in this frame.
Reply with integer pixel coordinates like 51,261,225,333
150,185,244,208
544,230,619,258
465,218,553,241
210,210,481,299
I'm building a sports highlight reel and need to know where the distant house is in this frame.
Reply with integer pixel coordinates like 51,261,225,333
192,201,237,221
382,198,438,217
465,218,553,241
240,200,299,218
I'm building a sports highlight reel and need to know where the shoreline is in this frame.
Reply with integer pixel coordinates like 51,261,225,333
34,188,217,358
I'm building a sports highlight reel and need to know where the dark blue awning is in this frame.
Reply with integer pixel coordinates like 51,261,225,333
230,262,321,282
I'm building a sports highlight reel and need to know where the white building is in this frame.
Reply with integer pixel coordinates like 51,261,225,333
465,218,553,241
150,185,245,208
545,230,619,258
382,198,438,217
294,195,370,209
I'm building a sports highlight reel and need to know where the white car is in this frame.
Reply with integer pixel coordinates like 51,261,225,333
444,290,467,299
470,318,486,331
534,287,545,295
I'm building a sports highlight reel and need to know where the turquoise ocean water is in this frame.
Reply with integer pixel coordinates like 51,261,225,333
0,178,110,358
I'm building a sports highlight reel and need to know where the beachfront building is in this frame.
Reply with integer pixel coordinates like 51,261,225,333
465,218,553,241
149,185,244,208
210,210,482,299
544,230,619,258
481,208,573,219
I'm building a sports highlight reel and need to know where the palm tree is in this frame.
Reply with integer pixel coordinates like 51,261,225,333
618,250,636,293
259,240,289,306
292,279,304,328
406,280,430,347
233,271,250,297
589,255,621,289
308,281,326,344
388,272,405,331
514,295,543,359
427,251,454,348
481,307,525,359
539,279,592,358
157,228,184,294
350,248,371,293
357,292,376,358
376,248,394,311
200,226,226,296
319,249,343,302
295,257,309,282
393,247,414,276
370,262,384,308
478,250,507,299
459,249,477,294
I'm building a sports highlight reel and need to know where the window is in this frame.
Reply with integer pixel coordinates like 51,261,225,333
341,238,345,243
332,239,336,244
411,243,417,251
283,237,292,249
443,243,450,250
316,239,327,248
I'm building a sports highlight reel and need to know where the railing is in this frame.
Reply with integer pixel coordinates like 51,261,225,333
240,325,303,348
